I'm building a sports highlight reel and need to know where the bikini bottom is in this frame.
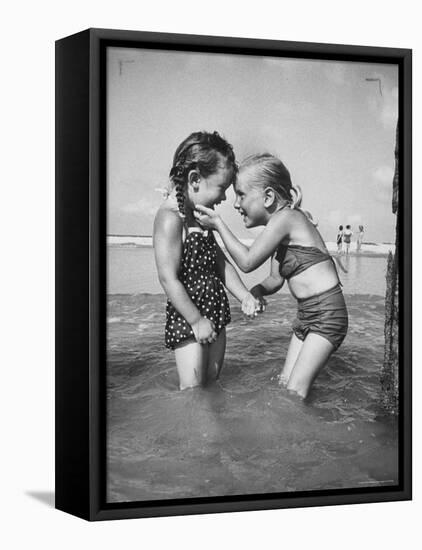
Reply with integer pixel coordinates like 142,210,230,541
292,284,348,350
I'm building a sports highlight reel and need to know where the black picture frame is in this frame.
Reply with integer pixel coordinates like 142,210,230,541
55,28,412,521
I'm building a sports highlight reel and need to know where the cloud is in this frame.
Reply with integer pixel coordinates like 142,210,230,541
366,81,398,129
373,165,394,187
121,196,160,216
372,165,394,201
380,85,399,128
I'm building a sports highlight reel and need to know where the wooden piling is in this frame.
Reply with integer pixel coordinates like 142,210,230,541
381,121,399,414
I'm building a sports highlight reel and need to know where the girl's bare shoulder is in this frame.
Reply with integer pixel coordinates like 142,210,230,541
269,206,296,230
276,206,313,226
262,208,293,246
154,201,183,236
268,207,316,245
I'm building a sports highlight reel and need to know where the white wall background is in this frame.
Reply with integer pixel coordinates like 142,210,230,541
1,1,419,548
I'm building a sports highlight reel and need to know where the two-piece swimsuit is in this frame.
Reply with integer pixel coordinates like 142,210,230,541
275,242,348,350
165,227,231,349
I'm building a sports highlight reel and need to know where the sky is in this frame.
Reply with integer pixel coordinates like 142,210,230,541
107,47,398,243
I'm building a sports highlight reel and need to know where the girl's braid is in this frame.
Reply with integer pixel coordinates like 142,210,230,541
169,146,196,221
171,166,187,220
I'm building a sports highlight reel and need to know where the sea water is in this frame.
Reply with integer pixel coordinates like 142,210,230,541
106,246,398,502
107,245,389,296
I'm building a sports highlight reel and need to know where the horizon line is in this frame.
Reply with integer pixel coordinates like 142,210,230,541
107,234,152,237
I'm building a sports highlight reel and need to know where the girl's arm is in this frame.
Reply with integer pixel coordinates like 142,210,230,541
333,255,348,274
250,254,284,298
195,205,287,273
215,243,259,317
215,243,250,302
153,210,216,343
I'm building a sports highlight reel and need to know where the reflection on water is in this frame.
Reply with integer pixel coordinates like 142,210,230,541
107,292,398,503
107,246,389,296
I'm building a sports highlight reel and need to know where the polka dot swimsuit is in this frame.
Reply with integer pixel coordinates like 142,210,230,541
165,229,231,349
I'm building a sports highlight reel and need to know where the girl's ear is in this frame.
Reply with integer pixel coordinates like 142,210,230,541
187,169,201,191
263,187,276,208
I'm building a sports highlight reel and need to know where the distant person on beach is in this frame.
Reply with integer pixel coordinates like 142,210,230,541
195,153,348,399
336,225,344,254
153,131,260,390
343,225,353,255
356,225,364,252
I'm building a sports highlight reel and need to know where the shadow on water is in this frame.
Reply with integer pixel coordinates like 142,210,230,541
26,491,55,508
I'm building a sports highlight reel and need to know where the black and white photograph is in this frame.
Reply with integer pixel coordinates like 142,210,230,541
105,44,403,503
6,0,421,545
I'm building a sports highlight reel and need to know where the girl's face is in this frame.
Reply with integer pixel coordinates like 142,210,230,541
188,163,234,209
233,170,268,228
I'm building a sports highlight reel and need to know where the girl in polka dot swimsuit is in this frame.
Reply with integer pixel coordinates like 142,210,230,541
153,131,260,390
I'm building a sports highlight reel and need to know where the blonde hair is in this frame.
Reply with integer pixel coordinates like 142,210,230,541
240,153,302,207
239,154,316,224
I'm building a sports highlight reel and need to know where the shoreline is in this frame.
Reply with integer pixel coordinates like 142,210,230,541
107,236,394,257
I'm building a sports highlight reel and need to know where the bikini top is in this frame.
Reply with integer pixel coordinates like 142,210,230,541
275,243,333,280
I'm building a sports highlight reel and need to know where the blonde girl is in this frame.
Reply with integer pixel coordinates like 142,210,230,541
195,153,348,399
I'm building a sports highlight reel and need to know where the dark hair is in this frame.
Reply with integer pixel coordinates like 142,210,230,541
169,131,237,219
339,225,343,230
346,225,351,229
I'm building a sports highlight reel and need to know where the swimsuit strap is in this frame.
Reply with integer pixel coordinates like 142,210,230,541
187,227,207,234
182,225,208,243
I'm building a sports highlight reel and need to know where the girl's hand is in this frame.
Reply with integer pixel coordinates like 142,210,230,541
191,317,218,345
193,204,221,230
250,286,267,313
241,292,261,318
